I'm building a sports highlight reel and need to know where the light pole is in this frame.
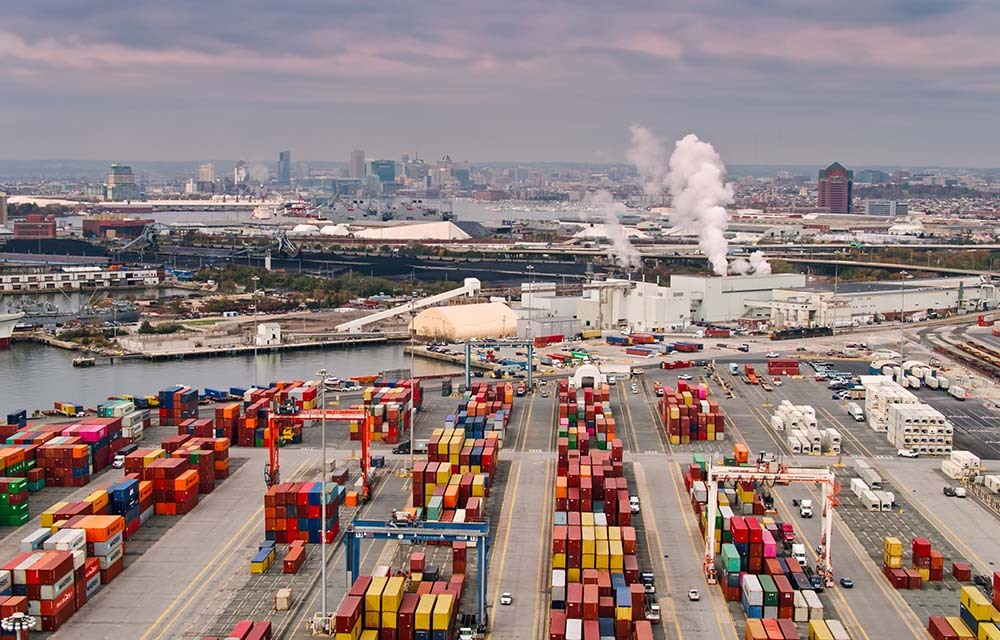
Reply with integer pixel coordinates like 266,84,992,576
252,275,260,387
899,270,908,360
316,367,329,628
1,612,36,639
409,296,416,471
526,265,535,388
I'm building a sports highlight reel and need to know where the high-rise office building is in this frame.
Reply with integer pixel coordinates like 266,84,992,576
369,160,396,184
106,164,141,201
817,162,853,214
198,163,216,183
234,161,248,185
864,200,908,216
350,150,366,179
277,151,291,186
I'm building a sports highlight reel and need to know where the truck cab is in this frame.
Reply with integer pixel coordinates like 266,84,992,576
113,443,139,469
799,499,813,518
791,543,807,567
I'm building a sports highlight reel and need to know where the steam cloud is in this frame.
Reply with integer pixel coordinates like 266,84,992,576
585,190,642,271
626,125,772,277
248,164,271,183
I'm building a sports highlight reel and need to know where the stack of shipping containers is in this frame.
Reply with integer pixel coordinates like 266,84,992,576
658,381,725,444
549,379,654,640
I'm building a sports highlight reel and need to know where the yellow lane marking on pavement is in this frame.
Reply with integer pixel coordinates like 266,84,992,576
532,396,558,640
665,458,738,640
485,458,521,639
634,462,684,640
639,380,669,454
144,459,310,640
738,406,912,640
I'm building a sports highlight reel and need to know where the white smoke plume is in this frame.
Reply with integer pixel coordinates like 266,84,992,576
666,134,734,276
625,125,774,277
627,125,670,198
585,190,642,271
749,250,772,275
248,164,271,183
729,258,752,275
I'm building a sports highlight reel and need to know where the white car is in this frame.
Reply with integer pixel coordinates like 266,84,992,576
630,384,639,394
678,374,693,381
499,592,513,606
897,448,919,458
688,588,700,601
629,496,640,513
766,352,780,358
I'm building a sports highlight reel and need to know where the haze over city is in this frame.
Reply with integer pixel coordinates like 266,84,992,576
3,0,1000,165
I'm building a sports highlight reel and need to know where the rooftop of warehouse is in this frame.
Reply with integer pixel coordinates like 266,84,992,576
793,276,983,296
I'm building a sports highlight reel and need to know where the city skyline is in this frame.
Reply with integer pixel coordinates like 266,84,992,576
2,1,999,166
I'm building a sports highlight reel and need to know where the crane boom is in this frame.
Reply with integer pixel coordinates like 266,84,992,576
703,460,839,586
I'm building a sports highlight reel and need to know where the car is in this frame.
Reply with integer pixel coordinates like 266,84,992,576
644,583,655,594
772,378,783,386
541,390,549,398
608,376,617,385
629,495,640,513
539,380,547,386
766,352,780,358
839,577,854,589
897,448,919,458
678,374,693,380
631,384,639,394
943,486,957,497
499,592,513,606
809,575,825,592
814,375,828,382
687,588,700,601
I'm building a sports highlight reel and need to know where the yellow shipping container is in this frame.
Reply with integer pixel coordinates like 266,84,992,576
581,512,594,527
433,593,454,630
382,576,405,612
567,567,580,583
962,586,995,621
415,594,436,630
883,553,902,569
808,619,833,640
365,576,387,627
947,617,975,639
582,553,595,569
552,553,566,569
979,622,1000,640
608,526,621,542
594,525,607,541
382,611,398,629
581,527,595,554
41,502,69,528
884,537,903,555
360,630,379,640
616,605,631,621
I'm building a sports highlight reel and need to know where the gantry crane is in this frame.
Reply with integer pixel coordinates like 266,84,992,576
703,454,840,586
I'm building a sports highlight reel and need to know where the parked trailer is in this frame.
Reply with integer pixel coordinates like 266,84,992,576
950,385,967,400
859,467,882,490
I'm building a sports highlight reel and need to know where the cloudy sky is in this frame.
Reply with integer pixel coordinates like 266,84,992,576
2,0,998,166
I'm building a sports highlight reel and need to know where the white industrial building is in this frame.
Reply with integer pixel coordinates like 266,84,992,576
521,278,690,334
771,276,999,329
668,274,807,324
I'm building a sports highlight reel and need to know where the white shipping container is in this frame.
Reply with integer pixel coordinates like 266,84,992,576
875,490,894,511
802,589,824,620
984,474,1000,494
862,489,881,511
941,459,966,480
939,376,950,390
825,619,851,640
566,618,582,640
859,467,882,490
850,478,869,498
742,574,763,606
793,590,808,623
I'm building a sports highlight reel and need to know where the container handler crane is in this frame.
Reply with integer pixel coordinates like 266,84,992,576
267,408,374,502
703,453,840,587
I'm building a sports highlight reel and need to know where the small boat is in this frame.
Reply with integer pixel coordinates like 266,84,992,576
323,377,341,389
72,356,96,368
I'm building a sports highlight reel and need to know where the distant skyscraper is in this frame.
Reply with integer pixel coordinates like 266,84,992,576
234,161,248,185
0,191,7,228
106,164,141,201
369,160,396,184
198,163,216,183
277,151,291,186
817,162,853,214
350,150,366,179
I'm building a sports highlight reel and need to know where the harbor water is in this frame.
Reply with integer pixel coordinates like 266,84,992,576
0,342,460,414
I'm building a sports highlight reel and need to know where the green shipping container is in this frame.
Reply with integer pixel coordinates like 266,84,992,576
758,574,778,606
721,544,741,573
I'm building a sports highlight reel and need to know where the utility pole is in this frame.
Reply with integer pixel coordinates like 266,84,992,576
316,367,329,629
252,275,260,387
899,270,908,360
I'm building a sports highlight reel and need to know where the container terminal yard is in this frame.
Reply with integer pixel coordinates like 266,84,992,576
0,322,999,640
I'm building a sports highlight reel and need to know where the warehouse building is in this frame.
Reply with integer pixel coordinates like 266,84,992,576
412,302,518,340
522,278,690,333
771,277,998,329
668,273,807,324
